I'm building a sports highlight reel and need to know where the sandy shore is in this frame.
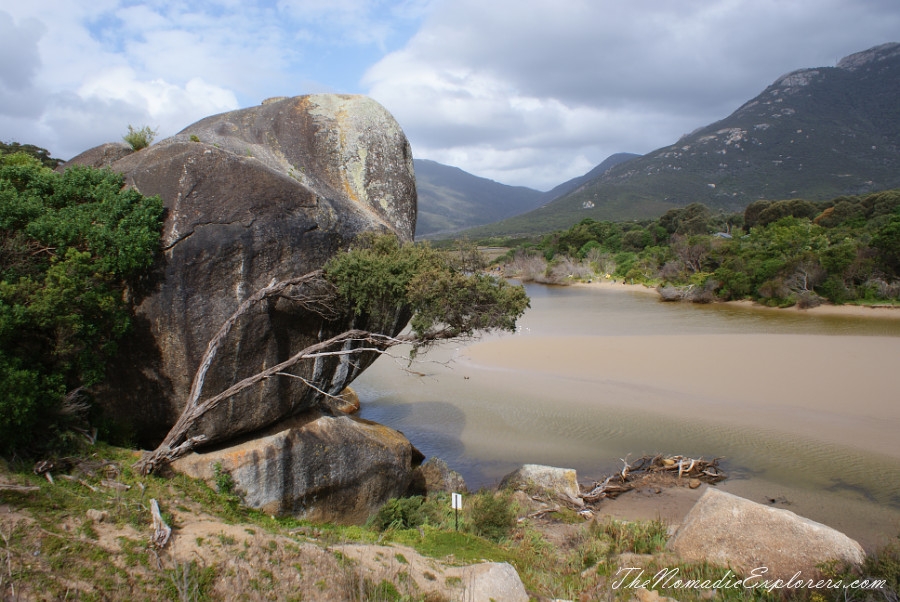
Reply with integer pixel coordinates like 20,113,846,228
572,278,900,318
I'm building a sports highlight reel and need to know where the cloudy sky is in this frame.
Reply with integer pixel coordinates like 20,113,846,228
2,0,899,190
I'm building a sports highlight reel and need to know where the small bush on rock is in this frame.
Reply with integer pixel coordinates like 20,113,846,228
123,125,157,151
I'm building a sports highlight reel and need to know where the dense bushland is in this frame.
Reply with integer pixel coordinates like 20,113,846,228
497,190,900,307
0,152,164,454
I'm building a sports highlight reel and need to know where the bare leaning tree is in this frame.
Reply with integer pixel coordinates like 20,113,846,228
135,236,530,475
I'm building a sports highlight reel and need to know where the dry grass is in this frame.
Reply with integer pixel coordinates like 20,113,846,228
4,446,885,601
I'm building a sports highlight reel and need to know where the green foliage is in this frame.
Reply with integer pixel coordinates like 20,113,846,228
498,189,900,306
862,538,900,597
0,154,163,454
595,518,668,555
0,141,62,169
213,462,236,495
123,124,157,151
469,491,516,542
372,491,517,543
612,251,637,277
370,496,429,531
821,536,900,601
325,234,529,346
745,198,820,229
872,215,900,277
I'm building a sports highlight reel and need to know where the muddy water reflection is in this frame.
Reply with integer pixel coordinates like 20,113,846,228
354,284,900,549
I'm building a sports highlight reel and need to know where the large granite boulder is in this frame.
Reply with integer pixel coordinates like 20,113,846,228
172,409,416,524
666,488,866,580
66,94,416,447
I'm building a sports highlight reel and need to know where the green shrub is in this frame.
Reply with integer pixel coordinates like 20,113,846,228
370,496,427,531
324,234,529,347
863,538,900,597
822,536,900,600
213,462,235,495
469,492,516,542
123,125,157,151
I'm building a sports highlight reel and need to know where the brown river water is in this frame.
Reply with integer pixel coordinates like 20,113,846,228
353,283,900,550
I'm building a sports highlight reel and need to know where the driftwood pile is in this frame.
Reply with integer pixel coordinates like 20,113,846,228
581,454,726,503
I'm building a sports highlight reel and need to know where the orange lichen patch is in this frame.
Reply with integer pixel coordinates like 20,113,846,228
342,172,358,202
222,448,254,468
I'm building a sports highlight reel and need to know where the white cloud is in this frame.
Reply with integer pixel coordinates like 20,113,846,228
76,66,239,127
0,2,436,159
2,1,899,186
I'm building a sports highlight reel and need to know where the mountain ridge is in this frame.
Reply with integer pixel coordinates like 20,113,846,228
460,42,900,237
414,152,641,238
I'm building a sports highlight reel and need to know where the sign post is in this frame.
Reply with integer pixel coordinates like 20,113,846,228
451,493,462,532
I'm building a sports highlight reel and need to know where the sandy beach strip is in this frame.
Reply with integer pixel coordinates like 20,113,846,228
570,279,900,318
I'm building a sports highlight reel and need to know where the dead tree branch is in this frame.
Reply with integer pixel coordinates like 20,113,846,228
136,327,416,475
134,249,527,476
581,454,726,503
186,271,333,412
150,499,172,548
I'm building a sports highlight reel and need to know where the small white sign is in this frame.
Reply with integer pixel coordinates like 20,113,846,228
451,492,462,510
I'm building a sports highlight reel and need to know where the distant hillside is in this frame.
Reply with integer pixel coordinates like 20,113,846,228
420,153,640,239
467,42,900,237
413,159,544,237
537,152,641,203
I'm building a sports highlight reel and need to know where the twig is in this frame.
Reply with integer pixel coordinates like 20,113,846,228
79,479,99,492
1,523,14,599
0,484,40,493
527,506,560,519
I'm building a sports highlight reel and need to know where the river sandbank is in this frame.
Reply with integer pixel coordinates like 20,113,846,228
571,278,900,318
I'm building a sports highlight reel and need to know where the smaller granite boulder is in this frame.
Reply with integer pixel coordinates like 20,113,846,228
58,142,133,170
410,457,468,495
172,410,417,524
499,464,583,507
460,562,529,602
666,488,866,580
